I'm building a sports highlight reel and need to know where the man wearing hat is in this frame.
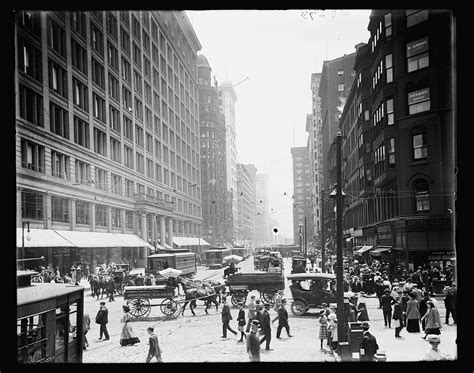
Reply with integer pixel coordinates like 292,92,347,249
146,327,162,363
444,286,456,325
423,335,452,361
221,297,238,338
359,322,379,361
411,284,423,302
246,295,257,333
259,303,273,350
272,298,293,339
237,301,247,342
95,301,109,340
392,294,404,338
246,320,261,362
380,288,394,328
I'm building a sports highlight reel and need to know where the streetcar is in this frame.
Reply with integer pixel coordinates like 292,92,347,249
147,251,197,277
231,246,247,259
204,247,233,268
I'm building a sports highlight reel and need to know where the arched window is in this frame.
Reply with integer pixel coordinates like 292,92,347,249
413,179,430,213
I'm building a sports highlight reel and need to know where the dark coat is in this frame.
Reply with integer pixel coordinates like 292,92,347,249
148,333,161,356
392,302,403,320
381,294,394,311
419,297,430,318
444,291,456,309
260,310,271,334
237,308,246,326
95,306,108,325
360,331,379,361
221,303,232,323
277,306,289,325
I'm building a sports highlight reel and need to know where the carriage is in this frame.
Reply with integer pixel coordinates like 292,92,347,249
123,284,182,319
224,272,285,307
112,264,130,295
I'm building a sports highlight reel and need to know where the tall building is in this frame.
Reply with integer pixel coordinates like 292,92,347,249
304,114,315,250
218,82,238,244
291,146,312,248
255,173,270,247
319,49,358,192
15,10,203,272
338,10,455,270
236,163,257,247
309,73,322,250
197,54,228,247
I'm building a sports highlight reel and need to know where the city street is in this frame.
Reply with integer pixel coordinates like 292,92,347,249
80,257,457,363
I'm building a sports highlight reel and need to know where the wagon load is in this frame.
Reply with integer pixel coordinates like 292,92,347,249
225,272,285,306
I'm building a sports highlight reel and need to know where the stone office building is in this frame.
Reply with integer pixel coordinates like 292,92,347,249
15,10,204,273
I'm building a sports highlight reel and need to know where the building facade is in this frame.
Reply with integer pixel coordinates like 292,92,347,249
236,164,257,248
218,82,239,245
197,54,228,247
16,10,203,272
291,146,312,249
339,10,455,270
255,173,270,247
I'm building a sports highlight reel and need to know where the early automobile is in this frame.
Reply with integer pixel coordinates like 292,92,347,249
286,272,338,315
291,255,307,274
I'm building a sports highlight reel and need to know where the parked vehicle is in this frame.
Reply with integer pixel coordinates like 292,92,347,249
291,255,307,274
204,247,232,268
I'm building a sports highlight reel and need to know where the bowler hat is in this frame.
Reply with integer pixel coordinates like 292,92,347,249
251,320,260,326
100,301,106,305
362,322,370,329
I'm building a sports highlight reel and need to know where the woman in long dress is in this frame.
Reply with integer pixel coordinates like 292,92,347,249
120,305,140,346
406,292,421,333
318,310,328,350
421,301,442,338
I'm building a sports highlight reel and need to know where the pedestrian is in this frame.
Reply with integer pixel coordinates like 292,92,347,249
273,298,292,339
392,295,404,338
381,289,394,328
419,291,431,331
237,302,247,342
411,284,423,302
356,291,369,322
221,297,237,338
406,292,421,333
400,290,409,327
146,327,162,362
444,286,457,324
256,301,264,328
120,305,140,346
421,301,442,339
245,295,257,333
318,309,328,350
246,320,261,362
359,322,379,362
328,313,339,351
259,303,273,351
422,335,453,361
95,301,110,340
83,312,91,350
107,277,115,302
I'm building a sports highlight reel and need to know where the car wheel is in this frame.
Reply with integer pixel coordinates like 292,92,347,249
291,299,307,316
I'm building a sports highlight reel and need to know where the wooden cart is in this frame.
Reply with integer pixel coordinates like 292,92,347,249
225,272,285,306
123,285,181,319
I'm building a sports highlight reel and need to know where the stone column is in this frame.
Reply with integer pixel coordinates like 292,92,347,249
151,215,156,247
160,215,166,247
70,199,76,230
138,212,147,267
90,202,96,231
168,217,174,249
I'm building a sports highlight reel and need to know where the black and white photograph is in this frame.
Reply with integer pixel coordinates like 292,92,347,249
13,8,461,365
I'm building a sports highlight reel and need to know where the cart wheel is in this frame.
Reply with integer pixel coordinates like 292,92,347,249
261,287,278,305
231,291,248,307
127,298,151,318
161,298,180,317
290,299,307,316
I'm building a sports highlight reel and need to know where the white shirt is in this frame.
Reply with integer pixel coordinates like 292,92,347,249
423,347,452,361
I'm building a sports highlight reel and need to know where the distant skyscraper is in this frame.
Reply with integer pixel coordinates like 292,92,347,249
255,173,270,247
237,163,257,247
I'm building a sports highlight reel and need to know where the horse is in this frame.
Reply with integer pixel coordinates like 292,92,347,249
223,265,237,279
179,279,221,316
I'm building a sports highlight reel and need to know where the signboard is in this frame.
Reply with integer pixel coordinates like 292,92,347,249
405,217,451,227
406,37,429,57
408,88,430,105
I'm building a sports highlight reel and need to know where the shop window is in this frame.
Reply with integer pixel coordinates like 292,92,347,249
414,179,430,212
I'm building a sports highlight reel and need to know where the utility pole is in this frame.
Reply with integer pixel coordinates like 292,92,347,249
321,189,325,272
304,216,308,257
335,132,345,343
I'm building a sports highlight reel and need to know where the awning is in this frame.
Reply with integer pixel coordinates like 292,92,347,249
113,233,154,248
224,242,234,250
353,245,374,255
172,237,211,247
370,246,392,256
54,230,153,248
17,228,76,248
346,237,355,242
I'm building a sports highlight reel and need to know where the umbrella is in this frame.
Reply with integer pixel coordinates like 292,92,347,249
224,255,243,264
158,267,183,279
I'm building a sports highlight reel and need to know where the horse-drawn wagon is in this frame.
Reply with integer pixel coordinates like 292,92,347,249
225,272,285,306
123,284,182,319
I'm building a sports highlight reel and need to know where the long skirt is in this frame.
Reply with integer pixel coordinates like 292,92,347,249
406,318,420,333
319,324,328,340
120,322,140,346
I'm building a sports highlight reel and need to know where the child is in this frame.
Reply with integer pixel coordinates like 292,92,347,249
237,302,247,342
318,309,328,350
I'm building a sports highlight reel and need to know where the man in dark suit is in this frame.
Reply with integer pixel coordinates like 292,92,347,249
272,299,293,338
419,291,431,330
259,303,273,350
221,297,237,338
444,286,456,324
95,301,109,340
146,327,162,362
359,322,379,361
380,289,394,328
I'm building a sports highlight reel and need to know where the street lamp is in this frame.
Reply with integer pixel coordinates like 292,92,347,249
20,222,31,270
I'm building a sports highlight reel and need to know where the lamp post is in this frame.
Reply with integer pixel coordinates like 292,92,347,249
335,132,345,343
321,188,325,273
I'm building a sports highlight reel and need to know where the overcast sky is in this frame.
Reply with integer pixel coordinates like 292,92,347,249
187,9,372,240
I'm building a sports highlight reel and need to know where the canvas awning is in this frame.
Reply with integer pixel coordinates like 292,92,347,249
112,233,154,248
172,237,211,247
353,245,374,255
16,228,76,248
224,242,234,250
55,230,130,247
370,246,392,256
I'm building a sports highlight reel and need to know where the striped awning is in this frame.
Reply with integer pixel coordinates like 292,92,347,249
354,245,374,255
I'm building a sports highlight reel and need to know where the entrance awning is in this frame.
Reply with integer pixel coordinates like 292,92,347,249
55,230,129,247
370,246,392,256
173,237,211,247
17,228,76,248
354,245,374,255
113,233,154,248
